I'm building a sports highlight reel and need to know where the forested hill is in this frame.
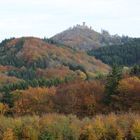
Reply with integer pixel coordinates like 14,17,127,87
51,23,131,51
88,38,140,66
0,37,110,81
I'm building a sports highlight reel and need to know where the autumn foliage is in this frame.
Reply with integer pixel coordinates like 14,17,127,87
0,113,139,140
13,87,56,115
1,75,140,117
113,76,140,111
53,81,105,117
0,37,140,140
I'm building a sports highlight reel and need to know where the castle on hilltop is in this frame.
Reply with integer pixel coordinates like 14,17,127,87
69,22,92,30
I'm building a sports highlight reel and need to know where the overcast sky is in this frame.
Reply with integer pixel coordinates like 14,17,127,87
0,0,140,41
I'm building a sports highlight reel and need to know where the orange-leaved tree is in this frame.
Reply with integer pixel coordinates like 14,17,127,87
13,87,56,115
113,76,140,112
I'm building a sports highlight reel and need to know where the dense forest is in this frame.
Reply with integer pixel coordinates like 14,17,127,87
0,62,140,139
88,38,140,66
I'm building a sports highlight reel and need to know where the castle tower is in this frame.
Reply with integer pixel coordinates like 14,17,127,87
83,22,86,26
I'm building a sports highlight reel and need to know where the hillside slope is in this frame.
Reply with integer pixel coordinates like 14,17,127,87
0,37,110,80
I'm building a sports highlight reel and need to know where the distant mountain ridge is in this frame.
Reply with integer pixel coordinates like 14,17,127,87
51,22,131,51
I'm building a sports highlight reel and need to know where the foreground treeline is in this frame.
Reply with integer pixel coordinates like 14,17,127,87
0,113,139,140
0,65,140,117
